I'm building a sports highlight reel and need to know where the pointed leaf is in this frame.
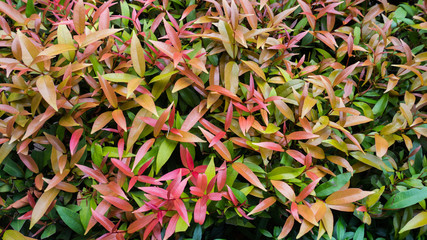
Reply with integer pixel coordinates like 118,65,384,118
36,75,57,111
232,162,266,191
30,188,60,229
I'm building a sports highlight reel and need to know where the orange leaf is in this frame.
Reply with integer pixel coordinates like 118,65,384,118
44,169,70,191
166,129,205,143
343,115,373,127
232,162,266,191
333,61,359,86
301,96,317,118
135,94,157,117
73,0,85,35
154,103,173,137
99,74,118,108
248,197,276,215
18,153,39,173
30,188,60,229
102,196,133,212
322,207,334,239
240,0,257,29
297,204,318,226
325,188,373,205
112,109,127,132
91,111,113,134
375,134,388,158
271,180,296,202
278,215,295,239
36,75,58,111
296,220,315,239
242,60,266,80
199,127,231,161
0,2,26,24
287,131,319,141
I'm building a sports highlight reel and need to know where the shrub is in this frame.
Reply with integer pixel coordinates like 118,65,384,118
0,0,426,239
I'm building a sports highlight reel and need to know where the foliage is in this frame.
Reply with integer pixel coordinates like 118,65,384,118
0,0,426,239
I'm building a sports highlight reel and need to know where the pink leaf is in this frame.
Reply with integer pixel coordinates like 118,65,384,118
70,128,83,155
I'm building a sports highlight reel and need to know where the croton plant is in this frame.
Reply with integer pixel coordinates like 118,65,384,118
0,0,426,239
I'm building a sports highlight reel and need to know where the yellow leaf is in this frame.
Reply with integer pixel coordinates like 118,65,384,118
39,44,75,57
296,220,315,239
17,31,43,71
224,61,239,95
301,96,317,118
134,94,158,117
57,25,75,61
131,32,146,77
399,211,427,233
0,141,16,165
91,111,113,134
242,60,266,80
3,230,36,240
36,75,58,111
30,188,60,229
127,77,143,98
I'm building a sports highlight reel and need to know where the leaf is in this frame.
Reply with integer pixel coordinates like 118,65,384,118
167,130,205,143
101,196,133,212
252,142,284,152
99,75,118,108
30,188,60,229
112,109,127,132
199,127,232,161
333,62,359,86
70,128,83,155
133,138,155,171
343,116,373,127
76,164,108,183
224,61,239,94
73,0,85,35
81,29,122,47
131,32,145,77
102,73,139,83
39,44,76,57
301,96,317,118
90,208,114,232
375,134,388,158
242,60,266,80
91,111,113,134
232,162,267,191
248,197,276,215
156,138,178,174
399,211,427,233
271,180,296,202
36,75,58,111
295,178,321,202
354,224,365,240
134,94,157,116
240,0,257,29
325,189,373,205
57,25,74,61
287,131,319,141
278,215,295,239
18,153,39,173
55,205,84,234
372,94,389,116
3,230,36,240
127,214,156,233
0,141,16,165
268,166,305,180
316,173,351,198
350,152,393,172
384,187,427,209
0,2,26,24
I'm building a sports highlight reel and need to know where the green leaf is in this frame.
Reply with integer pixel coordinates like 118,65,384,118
3,230,35,240
267,166,305,180
102,146,135,158
230,187,247,204
393,7,407,20
41,224,56,239
372,94,389,116
156,138,178,173
55,205,85,234
205,157,216,184
350,152,394,172
193,224,202,240
384,187,427,209
316,172,351,197
176,214,193,233
353,224,365,240
25,0,36,17
102,73,140,83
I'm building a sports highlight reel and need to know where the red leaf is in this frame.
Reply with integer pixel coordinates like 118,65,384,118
91,208,114,232
164,214,180,239
111,158,133,177
76,164,108,183
102,196,133,212
286,150,305,165
333,61,359,87
252,142,284,152
194,196,209,224
154,103,173,137
181,103,208,132
173,199,189,225
18,153,39,173
70,128,83,155
133,138,155,171
206,85,242,102
127,214,156,234
295,178,321,202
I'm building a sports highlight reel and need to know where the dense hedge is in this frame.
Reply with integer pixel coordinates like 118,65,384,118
0,0,426,239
